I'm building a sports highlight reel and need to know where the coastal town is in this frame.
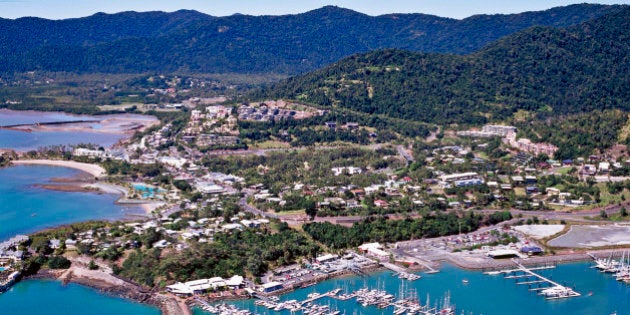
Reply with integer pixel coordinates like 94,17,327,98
0,2,629,315
2,94,630,315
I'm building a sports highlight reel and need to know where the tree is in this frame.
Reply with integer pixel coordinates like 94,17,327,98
305,199,318,219
47,256,71,269
621,207,628,217
88,260,99,270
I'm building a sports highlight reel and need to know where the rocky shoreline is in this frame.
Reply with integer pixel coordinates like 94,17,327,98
25,267,188,315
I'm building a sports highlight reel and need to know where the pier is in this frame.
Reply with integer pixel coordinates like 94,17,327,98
488,259,580,300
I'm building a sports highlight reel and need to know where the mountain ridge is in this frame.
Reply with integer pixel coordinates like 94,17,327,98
252,7,630,125
0,4,624,74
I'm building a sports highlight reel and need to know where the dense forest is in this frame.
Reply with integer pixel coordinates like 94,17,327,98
303,211,512,249
514,110,629,160
253,7,630,125
0,4,623,74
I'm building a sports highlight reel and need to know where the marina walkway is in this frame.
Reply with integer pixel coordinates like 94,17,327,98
486,259,580,300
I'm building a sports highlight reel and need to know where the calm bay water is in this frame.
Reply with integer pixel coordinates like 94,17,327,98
198,262,628,315
0,165,145,240
0,279,160,314
0,109,124,150
0,109,86,126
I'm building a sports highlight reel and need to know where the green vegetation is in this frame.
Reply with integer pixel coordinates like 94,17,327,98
515,110,629,160
255,8,630,125
203,147,403,193
303,211,512,249
47,256,72,269
0,5,620,75
117,224,320,286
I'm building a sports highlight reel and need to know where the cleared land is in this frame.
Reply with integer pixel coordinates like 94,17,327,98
548,225,630,248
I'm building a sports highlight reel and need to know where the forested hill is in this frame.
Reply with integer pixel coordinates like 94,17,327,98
252,7,630,125
0,4,624,74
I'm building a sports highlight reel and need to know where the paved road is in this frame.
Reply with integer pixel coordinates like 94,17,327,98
396,145,414,163
238,197,278,219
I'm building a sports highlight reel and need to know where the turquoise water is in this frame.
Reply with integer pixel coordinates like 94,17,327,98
0,165,145,241
133,184,166,199
197,262,629,315
0,279,160,314
0,109,124,151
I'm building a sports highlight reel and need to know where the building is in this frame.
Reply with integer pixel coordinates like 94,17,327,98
166,275,244,296
482,125,517,136
440,172,483,187
261,281,284,293
195,182,226,194
358,243,389,260
316,254,339,263
487,249,520,259
73,148,105,158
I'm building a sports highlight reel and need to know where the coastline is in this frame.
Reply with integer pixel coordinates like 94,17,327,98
12,159,106,178
23,253,192,315
15,246,621,315
10,160,162,215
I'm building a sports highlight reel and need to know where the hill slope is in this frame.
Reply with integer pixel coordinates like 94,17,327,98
253,7,630,125
0,4,623,74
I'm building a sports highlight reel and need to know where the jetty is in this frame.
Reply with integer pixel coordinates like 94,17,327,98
488,259,580,300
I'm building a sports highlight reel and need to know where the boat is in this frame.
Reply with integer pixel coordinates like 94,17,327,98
462,279,469,284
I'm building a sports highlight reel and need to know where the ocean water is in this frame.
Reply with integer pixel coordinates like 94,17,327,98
0,165,145,241
0,109,124,151
0,109,86,126
198,262,630,315
0,279,160,314
0,128,124,151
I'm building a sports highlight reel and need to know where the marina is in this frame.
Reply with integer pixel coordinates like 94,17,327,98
487,260,580,300
196,287,454,315
192,262,630,315
591,251,630,284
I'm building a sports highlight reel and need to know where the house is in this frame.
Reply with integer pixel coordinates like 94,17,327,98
325,122,337,130
511,176,524,184
49,239,61,249
344,122,359,130
526,186,539,195
581,164,597,176
153,240,170,248
374,200,389,208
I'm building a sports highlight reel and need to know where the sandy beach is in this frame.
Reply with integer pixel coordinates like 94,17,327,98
12,159,106,178
3,112,160,135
